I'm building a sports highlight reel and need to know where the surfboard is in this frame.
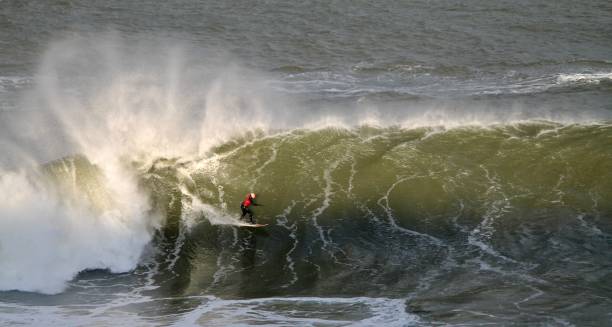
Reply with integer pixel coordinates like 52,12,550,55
238,223,268,228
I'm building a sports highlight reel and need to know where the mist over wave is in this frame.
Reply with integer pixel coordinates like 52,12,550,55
2,35,610,168
0,35,303,294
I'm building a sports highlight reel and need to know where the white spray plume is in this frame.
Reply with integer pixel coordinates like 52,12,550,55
0,167,157,294
0,33,293,294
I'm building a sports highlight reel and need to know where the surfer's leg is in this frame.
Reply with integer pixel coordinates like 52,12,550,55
247,208,255,224
240,205,248,220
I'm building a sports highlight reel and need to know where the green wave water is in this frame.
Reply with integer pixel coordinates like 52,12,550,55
39,123,612,324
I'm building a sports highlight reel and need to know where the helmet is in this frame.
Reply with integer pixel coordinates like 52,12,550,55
250,193,256,199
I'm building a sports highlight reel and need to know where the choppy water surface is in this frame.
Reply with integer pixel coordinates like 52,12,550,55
1,1,611,326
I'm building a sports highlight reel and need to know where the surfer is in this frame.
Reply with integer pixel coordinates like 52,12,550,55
240,192,260,224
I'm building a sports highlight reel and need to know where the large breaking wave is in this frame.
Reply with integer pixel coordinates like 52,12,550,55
0,35,611,299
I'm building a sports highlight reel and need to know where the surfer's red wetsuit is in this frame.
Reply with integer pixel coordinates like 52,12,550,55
240,193,258,223
242,195,253,208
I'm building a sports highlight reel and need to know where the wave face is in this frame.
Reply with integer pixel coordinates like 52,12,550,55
3,122,611,324
143,125,612,301
25,124,610,324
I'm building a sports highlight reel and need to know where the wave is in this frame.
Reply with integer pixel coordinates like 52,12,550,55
1,34,611,295
20,123,609,295
557,72,612,85
275,69,612,100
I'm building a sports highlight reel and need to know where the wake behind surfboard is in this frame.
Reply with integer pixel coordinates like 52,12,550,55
238,223,268,228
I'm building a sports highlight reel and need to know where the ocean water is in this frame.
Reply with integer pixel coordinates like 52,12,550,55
1,1,612,326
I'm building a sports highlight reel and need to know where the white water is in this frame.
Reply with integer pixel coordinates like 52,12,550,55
0,295,418,326
0,167,156,294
